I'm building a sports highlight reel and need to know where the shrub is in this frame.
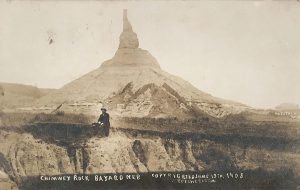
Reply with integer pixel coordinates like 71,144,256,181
55,111,65,116
30,112,92,124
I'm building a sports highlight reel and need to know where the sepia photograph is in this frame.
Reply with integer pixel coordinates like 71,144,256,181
0,0,300,189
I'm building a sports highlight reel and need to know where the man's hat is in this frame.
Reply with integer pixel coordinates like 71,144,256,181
101,108,107,111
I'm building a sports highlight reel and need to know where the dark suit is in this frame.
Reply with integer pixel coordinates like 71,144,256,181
98,112,110,136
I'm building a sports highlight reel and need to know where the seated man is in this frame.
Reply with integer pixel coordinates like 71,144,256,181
98,108,110,137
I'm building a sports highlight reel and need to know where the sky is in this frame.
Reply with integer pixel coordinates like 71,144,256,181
0,0,299,109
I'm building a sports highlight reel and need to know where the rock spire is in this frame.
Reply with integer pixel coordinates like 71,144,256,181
118,9,139,49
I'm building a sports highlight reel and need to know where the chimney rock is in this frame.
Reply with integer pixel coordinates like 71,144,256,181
119,9,139,49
